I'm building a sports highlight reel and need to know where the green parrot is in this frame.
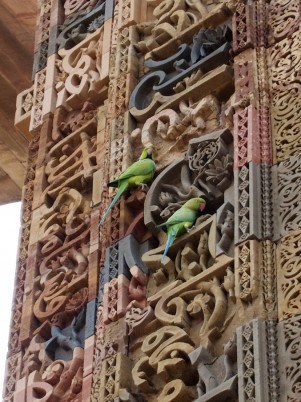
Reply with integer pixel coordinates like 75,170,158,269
157,197,207,263
98,146,156,226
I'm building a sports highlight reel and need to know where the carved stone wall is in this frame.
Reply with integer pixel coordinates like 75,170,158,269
4,0,301,401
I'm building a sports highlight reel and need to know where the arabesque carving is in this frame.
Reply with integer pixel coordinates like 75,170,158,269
57,1,107,50
269,31,301,162
33,243,89,326
56,28,108,109
144,129,233,232
40,119,99,202
268,0,300,43
278,314,301,402
132,95,220,169
64,0,101,16
277,156,301,236
130,25,233,121
136,0,232,57
277,229,301,321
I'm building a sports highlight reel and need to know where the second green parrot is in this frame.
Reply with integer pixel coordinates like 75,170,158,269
98,146,156,227
157,197,207,263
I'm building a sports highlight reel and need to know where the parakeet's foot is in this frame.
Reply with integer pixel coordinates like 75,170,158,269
186,225,195,233
138,183,149,191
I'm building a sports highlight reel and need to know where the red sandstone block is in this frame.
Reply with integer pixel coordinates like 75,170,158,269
117,275,130,317
101,51,111,82
50,0,64,28
82,374,93,402
234,105,262,169
36,114,54,169
42,87,57,118
90,208,101,247
27,371,54,402
88,250,100,301
234,50,254,102
102,19,113,55
118,0,145,30
84,336,95,377
232,4,255,54
13,377,27,402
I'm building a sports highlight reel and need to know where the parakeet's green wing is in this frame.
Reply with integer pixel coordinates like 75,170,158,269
164,207,197,227
118,158,155,181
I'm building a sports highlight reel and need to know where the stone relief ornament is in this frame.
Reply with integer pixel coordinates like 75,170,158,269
277,229,301,321
38,188,90,252
268,0,300,43
142,216,220,293
57,0,106,50
136,0,232,57
131,95,221,170
144,128,233,232
52,101,97,142
278,314,301,402
277,156,301,236
269,31,301,162
55,27,108,109
33,242,89,326
41,118,98,202
189,336,238,401
64,0,101,17
129,25,233,121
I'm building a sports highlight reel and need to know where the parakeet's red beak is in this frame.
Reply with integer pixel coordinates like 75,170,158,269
199,203,206,212
147,148,153,156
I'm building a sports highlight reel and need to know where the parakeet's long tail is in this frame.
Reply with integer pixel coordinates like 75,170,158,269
161,227,178,263
98,181,128,227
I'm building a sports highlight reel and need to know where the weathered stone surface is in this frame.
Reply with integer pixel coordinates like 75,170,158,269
237,319,271,402
7,1,301,402
278,314,301,401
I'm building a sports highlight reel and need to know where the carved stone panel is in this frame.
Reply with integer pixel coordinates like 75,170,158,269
236,319,270,402
268,0,300,44
234,163,262,244
57,1,107,50
56,28,108,109
144,129,233,233
278,314,301,402
132,95,221,170
269,31,301,163
37,118,99,204
130,25,233,121
276,156,301,237
277,229,301,321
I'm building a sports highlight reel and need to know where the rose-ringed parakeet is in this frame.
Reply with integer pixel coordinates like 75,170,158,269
98,147,156,226
157,197,207,263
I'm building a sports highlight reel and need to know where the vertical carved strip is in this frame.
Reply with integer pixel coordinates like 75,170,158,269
30,68,46,132
33,0,52,77
255,47,274,240
232,3,255,54
277,315,301,401
3,134,39,400
2,352,23,402
261,240,277,318
234,58,254,103
234,163,261,244
234,106,260,169
235,240,260,302
266,319,279,401
237,319,269,402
